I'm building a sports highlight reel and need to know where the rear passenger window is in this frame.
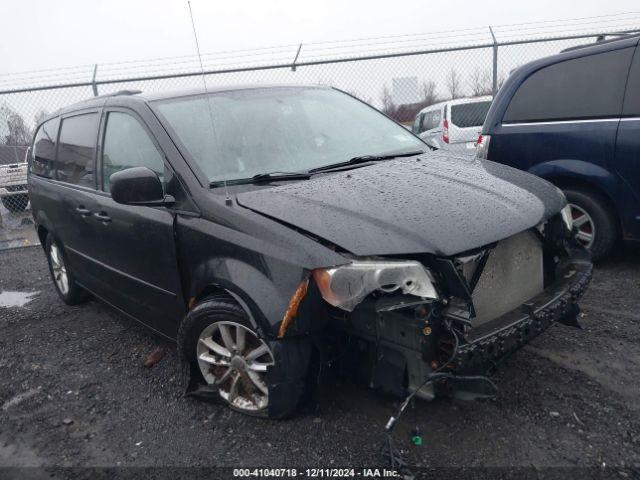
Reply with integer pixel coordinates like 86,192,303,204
450,101,492,128
504,48,634,123
30,117,59,178
101,112,165,191
56,113,99,187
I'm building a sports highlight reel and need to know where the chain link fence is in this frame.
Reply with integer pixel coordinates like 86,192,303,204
1,14,639,249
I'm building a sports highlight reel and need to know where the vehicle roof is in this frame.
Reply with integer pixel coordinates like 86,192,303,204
139,83,330,101
481,33,640,133
417,95,493,116
43,83,331,123
509,33,640,80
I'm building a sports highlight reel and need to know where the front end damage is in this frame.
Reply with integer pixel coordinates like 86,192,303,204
275,210,592,406
184,209,592,418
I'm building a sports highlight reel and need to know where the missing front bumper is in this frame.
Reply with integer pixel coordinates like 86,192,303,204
453,256,593,371
334,250,592,401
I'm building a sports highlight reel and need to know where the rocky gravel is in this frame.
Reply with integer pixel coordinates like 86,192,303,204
0,244,639,477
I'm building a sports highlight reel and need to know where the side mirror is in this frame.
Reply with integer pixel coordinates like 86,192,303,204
109,167,173,207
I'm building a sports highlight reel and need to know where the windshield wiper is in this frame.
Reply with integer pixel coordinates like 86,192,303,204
310,150,424,173
209,150,424,187
250,171,311,182
349,150,425,163
210,171,311,187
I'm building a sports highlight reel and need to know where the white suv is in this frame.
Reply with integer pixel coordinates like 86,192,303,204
412,96,492,153
0,146,30,212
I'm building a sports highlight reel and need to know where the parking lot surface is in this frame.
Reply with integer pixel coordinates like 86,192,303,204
1,245,639,473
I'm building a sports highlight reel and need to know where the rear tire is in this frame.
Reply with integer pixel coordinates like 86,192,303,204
44,234,89,305
563,187,618,261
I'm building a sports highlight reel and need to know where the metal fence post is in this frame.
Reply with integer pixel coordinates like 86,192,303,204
489,26,498,96
91,64,99,96
291,44,303,72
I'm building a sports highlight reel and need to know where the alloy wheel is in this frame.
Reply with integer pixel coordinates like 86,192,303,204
196,321,274,412
49,243,69,295
570,203,595,249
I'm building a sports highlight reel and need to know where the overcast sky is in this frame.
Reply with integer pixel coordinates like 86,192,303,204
1,0,639,74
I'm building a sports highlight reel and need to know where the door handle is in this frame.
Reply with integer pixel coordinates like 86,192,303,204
93,211,111,224
76,206,91,217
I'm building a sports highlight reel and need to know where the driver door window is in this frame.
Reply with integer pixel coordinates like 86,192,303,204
101,111,165,191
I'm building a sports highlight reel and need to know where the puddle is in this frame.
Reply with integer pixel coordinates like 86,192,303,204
0,291,39,308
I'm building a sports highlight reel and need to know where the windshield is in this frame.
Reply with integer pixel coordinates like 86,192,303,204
153,87,424,183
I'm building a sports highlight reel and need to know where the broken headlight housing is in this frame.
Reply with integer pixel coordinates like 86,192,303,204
313,260,439,311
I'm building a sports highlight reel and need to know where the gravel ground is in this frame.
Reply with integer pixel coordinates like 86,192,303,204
0,244,639,476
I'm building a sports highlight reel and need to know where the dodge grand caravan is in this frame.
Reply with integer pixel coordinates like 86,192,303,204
28,86,591,418
477,34,640,260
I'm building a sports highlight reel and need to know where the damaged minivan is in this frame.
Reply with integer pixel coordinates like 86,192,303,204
28,85,592,418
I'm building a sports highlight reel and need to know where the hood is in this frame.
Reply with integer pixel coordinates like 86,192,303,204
236,152,565,257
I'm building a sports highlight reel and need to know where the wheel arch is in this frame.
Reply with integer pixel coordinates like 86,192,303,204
33,210,55,251
185,257,307,340
529,160,622,230
37,224,48,249
191,283,261,332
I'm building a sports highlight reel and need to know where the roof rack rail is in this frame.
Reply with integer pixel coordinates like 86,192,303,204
108,89,142,96
92,89,142,100
561,32,640,53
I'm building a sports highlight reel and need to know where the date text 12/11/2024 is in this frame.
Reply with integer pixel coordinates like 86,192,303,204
233,468,400,478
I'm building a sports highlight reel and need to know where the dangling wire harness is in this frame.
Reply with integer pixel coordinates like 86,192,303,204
381,320,498,473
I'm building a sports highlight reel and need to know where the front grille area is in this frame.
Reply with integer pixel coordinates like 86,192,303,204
455,259,592,369
469,231,543,327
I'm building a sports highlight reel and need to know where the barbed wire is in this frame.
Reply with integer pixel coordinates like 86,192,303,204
0,12,638,92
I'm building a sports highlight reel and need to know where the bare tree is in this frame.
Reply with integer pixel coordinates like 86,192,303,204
446,69,462,99
4,112,32,145
420,80,438,105
469,68,493,97
380,84,395,115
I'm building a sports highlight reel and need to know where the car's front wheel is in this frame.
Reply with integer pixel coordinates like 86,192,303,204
45,234,89,305
564,187,618,261
180,297,276,417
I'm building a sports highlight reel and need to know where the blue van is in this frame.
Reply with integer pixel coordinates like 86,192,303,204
477,35,640,260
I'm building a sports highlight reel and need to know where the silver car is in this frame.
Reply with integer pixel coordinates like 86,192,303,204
412,96,492,153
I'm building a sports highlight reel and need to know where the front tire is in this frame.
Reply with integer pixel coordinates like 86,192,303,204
179,297,276,417
45,234,89,305
563,188,618,261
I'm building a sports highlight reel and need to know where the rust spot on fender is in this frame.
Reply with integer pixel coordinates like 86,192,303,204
277,279,309,339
